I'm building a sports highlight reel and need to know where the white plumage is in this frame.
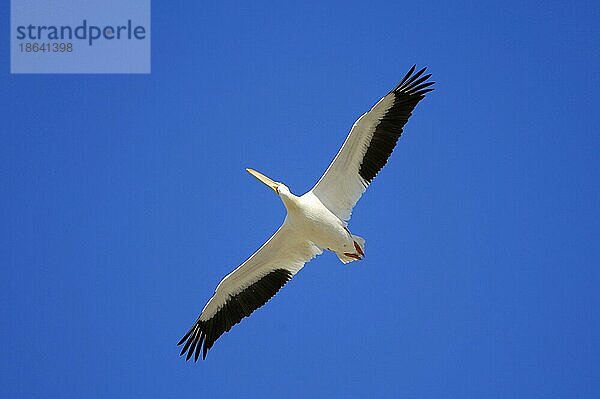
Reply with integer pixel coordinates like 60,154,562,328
312,93,396,222
178,65,434,360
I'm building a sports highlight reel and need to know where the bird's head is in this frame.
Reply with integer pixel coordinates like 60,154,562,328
246,168,289,197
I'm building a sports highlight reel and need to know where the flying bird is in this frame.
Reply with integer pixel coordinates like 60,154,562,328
178,65,434,361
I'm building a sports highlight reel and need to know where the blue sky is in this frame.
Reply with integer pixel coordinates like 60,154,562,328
1,1,599,398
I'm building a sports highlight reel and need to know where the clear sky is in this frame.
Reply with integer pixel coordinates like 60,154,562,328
1,1,599,398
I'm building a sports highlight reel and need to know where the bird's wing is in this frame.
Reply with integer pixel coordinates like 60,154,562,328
311,65,434,222
177,222,322,361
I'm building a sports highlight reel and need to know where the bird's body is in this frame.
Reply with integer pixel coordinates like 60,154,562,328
279,190,363,261
178,65,434,360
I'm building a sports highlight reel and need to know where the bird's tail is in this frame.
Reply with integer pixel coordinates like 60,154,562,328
335,235,366,264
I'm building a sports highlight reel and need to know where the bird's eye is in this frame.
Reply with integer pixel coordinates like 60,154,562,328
275,186,280,194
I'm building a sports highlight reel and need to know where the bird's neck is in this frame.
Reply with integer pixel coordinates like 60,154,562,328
279,191,300,212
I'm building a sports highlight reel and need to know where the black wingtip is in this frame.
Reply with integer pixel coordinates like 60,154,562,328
179,334,193,356
178,268,296,363
398,67,426,90
408,80,435,95
393,65,435,97
185,328,199,360
394,65,434,93
397,64,417,88
177,330,191,347
194,332,205,362
194,345,201,362
178,320,200,347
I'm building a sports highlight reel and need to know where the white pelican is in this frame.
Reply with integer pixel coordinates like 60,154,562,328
178,65,434,360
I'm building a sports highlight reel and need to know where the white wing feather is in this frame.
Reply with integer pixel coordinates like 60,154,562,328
178,220,322,360
311,93,395,222
311,66,433,222
200,221,322,320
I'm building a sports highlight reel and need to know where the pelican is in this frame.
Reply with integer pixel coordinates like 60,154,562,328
178,65,434,361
